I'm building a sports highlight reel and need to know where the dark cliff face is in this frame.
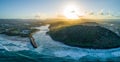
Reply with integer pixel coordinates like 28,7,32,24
48,23,120,49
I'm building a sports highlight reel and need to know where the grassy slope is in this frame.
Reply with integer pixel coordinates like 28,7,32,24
48,20,120,49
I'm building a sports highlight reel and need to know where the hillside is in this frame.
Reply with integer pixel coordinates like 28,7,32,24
48,22,120,49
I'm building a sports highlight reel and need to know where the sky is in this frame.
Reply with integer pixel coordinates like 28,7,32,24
0,0,120,19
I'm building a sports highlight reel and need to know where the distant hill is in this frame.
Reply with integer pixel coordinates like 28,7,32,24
48,22,120,49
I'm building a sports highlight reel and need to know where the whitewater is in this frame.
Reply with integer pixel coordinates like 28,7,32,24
0,25,120,61
33,25,120,60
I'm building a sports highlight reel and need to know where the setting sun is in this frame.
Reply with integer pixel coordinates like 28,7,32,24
63,5,82,19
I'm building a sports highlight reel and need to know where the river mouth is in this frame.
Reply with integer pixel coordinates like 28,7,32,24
32,25,120,61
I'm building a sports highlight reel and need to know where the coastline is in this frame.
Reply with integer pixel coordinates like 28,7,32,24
1,25,120,61
0,27,40,49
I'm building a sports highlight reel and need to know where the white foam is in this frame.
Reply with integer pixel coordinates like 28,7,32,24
0,35,32,51
33,25,120,60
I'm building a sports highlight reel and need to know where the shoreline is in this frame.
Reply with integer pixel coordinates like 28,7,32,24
0,28,40,48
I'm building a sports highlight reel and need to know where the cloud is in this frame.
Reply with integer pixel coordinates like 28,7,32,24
85,11,94,15
35,14,40,18
105,11,112,16
112,12,120,18
34,13,49,19
97,9,104,15
84,9,119,19
88,12,94,15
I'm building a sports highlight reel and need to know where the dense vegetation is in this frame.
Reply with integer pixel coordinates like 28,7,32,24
48,21,120,49
0,19,41,37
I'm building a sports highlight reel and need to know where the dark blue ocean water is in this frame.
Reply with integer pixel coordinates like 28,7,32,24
1,50,120,62
0,50,77,62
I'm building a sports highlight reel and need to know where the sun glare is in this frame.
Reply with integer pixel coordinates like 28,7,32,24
63,5,82,19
